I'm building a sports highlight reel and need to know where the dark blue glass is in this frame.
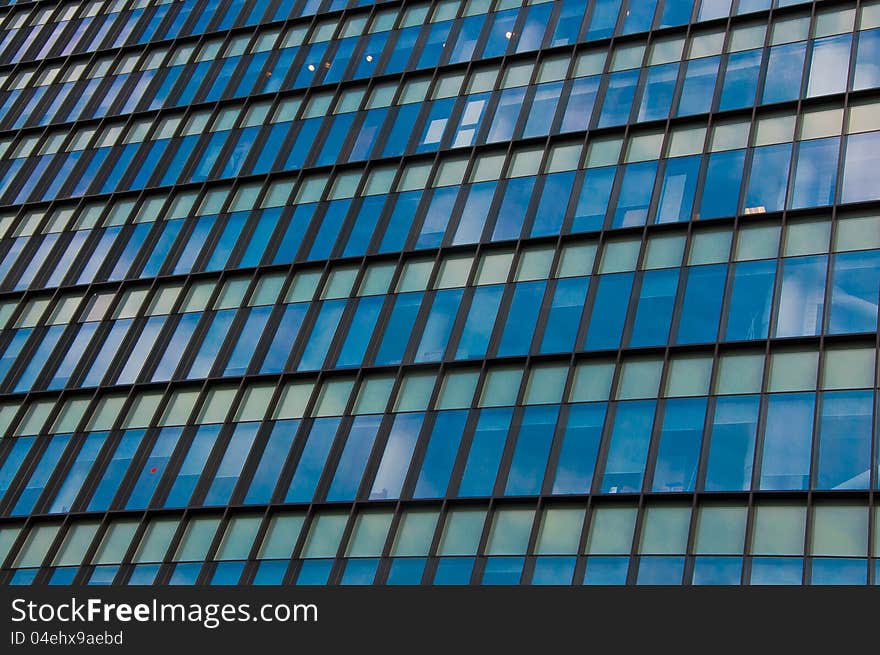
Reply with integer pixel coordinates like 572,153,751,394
551,403,605,495
677,56,719,116
125,428,184,509
699,149,745,219
827,250,880,335
414,410,468,498
492,176,534,241
561,76,600,132
505,405,559,496
651,397,707,492
457,408,513,497
285,418,340,503
598,70,639,127
584,273,633,350
373,292,422,366
539,276,589,353
325,415,381,502
572,167,615,233
789,137,839,209
675,264,727,344
816,391,873,490
415,289,463,363
760,393,815,491
763,42,806,103
497,281,546,356
600,401,656,494
724,259,776,341
244,420,299,505
745,143,792,213
630,269,679,347
638,63,679,122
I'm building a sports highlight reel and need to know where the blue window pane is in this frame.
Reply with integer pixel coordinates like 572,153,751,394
481,557,524,585
373,292,422,366
584,273,633,350
759,393,815,491
326,415,381,502
811,558,867,585
49,567,78,585
827,250,880,335
296,560,333,585
164,425,221,507
522,82,563,138
0,437,36,501
572,166,615,233
336,296,384,368
224,306,272,377
612,161,657,228
561,76,600,132
638,63,679,122
724,259,776,341
272,204,313,264
297,300,346,371
587,0,623,39
532,557,577,585
458,408,513,497
629,269,679,347
763,42,806,103
11,434,71,516
719,49,761,110
745,143,792,213
699,149,745,219
598,70,639,127
48,432,108,513
415,289,463,363
841,132,880,204
807,34,852,97
692,557,743,585
677,57,719,116
88,565,118,586
340,559,379,585
187,310,236,378
816,391,873,490
492,176,534,240
497,281,545,356
675,264,727,344
600,401,656,494
853,28,880,90
379,191,421,253
433,557,475,585
244,420,298,505
260,304,308,374
88,430,145,512
651,397,706,492
417,186,458,249
622,0,658,33
505,405,559,496
583,556,629,585
253,560,288,585
486,87,527,143
750,557,803,585
369,412,423,500
342,195,384,257
203,422,260,506
414,410,468,499
539,277,589,354
151,312,200,381
206,213,247,270
455,285,504,360
551,403,605,495
169,562,202,585
205,561,244,586
530,172,574,238
774,255,827,338
387,558,427,585
636,556,685,585
285,418,340,503
452,182,497,245
125,428,184,509
308,201,351,261
789,137,839,209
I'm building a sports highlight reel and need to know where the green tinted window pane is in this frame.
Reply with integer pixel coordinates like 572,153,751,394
302,513,348,558
438,509,487,556
479,368,522,407
617,359,663,399
53,522,100,566
274,381,314,419
516,248,554,281
436,371,479,409
535,508,585,555
358,263,396,295
346,511,394,557
476,251,514,285
694,505,747,555
784,219,831,256
557,242,597,277
286,271,321,302
569,361,615,402
174,517,221,562
834,214,880,252
821,348,875,389
751,505,806,555
258,514,306,559
313,379,354,417
486,508,535,555
235,385,274,422
644,234,686,269
392,510,440,557
354,376,394,414
14,523,61,568
93,520,139,565
0,525,23,566
735,223,780,261
688,229,732,265
599,239,640,273
524,365,568,404
133,518,178,563
768,350,818,392
716,353,764,395
394,373,436,412
586,506,636,555
639,506,691,554
216,516,263,560
811,504,868,557
665,356,713,397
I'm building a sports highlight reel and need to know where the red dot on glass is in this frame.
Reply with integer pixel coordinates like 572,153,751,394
150,467,157,474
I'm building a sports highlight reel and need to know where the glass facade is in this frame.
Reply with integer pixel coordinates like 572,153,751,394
0,0,877,587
